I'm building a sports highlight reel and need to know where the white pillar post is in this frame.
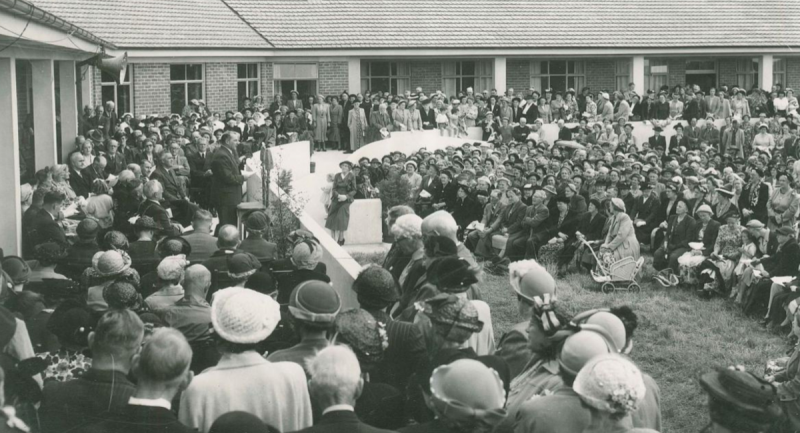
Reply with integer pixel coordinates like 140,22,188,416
494,56,507,95
79,64,93,109
30,59,57,169
58,60,78,163
347,58,361,94
632,55,645,95
761,54,774,91
0,58,23,256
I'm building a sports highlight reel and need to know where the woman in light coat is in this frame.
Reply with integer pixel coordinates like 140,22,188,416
311,95,330,152
392,100,411,132
347,101,367,152
599,197,640,266
407,100,423,131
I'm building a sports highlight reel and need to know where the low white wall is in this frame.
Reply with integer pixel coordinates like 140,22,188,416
344,198,382,245
268,140,310,181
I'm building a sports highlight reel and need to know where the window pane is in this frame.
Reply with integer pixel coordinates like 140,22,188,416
443,77,456,97
541,61,549,74
774,72,785,87
390,63,397,76
237,64,247,79
550,61,566,75
371,62,390,77
117,85,132,113
187,82,203,101
551,76,566,93
396,78,409,95
296,80,317,98
248,64,258,78
170,65,186,81
531,61,541,75
274,64,295,79
531,77,542,94
249,80,259,98
238,82,247,103
567,61,575,74
442,61,457,76
461,61,475,76
187,64,203,80
101,70,116,84
170,83,186,114
390,78,397,94
101,85,116,107
361,62,369,77
574,61,585,75
370,77,390,93
774,58,786,72
462,77,475,92
122,65,132,84
396,62,409,76
294,64,318,79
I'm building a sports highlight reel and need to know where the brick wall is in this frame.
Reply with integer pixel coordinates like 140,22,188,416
786,58,800,90
717,58,737,89
586,58,616,92
132,63,170,115
92,65,102,108
318,61,348,96
506,59,530,92
261,62,274,101
410,61,442,93
205,62,239,112
667,58,686,87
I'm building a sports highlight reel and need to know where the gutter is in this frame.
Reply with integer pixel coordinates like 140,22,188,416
0,0,117,49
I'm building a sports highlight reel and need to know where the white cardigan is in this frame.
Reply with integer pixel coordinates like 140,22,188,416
179,351,312,432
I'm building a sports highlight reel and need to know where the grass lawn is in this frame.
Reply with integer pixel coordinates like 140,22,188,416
350,252,788,432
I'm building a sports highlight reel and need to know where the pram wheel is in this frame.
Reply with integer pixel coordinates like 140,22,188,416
601,282,616,294
628,283,642,293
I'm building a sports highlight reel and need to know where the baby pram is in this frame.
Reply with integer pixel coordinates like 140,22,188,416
581,239,645,294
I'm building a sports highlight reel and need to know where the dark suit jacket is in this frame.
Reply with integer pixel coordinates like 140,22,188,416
740,182,770,225
664,214,696,252
187,150,212,183
419,107,436,130
80,165,106,186
150,166,186,203
762,239,800,277
31,208,67,246
137,200,172,232
694,219,721,256
104,152,127,176
210,145,244,207
292,410,397,433
668,135,689,152
655,196,679,225
544,209,580,239
83,404,194,433
451,195,481,229
521,103,538,123
522,202,550,237
630,193,661,227
577,211,607,241
69,168,91,198
648,135,667,150
418,175,442,203
439,182,458,210
494,201,527,236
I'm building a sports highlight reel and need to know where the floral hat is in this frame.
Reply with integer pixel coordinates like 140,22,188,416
573,353,646,416
333,309,389,368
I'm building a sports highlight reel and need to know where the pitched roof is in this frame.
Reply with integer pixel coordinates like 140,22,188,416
226,0,800,49
30,0,272,48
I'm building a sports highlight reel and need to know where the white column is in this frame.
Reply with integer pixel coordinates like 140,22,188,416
0,58,22,256
30,59,57,169
347,58,361,94
760,54,774,91
79,64,93,109
494,57,507,94
58,60,78,163
632,56,645,95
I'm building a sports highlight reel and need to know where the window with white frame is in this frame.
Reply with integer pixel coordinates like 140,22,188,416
773,58,786,89
615,60,631,93
442,60,493,96
237,63,260,106
360,61,410,94
170,64,204,114
644,59,668,92
273,63,318,101
735,58,759,90
530,60,585,94
101,64,133,114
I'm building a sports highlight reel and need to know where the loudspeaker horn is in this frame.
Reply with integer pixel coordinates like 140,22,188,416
78,51,128,83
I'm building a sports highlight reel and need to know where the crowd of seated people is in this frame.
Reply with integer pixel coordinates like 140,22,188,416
4,80,800,433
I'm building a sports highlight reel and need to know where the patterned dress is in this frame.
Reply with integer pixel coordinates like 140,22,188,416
36,349,92,383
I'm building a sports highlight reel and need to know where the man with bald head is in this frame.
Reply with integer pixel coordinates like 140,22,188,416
84,328,195,433
421,210,477,266
69,151,91,198
81,155,107,185
156,265,213,344
200,225,241,299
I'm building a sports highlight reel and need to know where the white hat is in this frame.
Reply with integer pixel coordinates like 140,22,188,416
697,204,713,215
573,354,646,416
211,287,281,344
